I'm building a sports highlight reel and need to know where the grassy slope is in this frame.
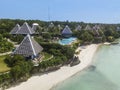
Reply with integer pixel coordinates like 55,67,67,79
0,55,10,73
42,52,53,61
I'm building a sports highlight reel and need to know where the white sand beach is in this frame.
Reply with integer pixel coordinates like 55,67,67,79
7,44,99,90
104,42,111,45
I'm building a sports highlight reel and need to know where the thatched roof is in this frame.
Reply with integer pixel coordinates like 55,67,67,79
16,22,35,35
10,24,20,34
76,25,82,31
93,25,101,30
62,25,72,34
10,22,35,35
84,25,92,30
13,34,43,57
92,25,102,36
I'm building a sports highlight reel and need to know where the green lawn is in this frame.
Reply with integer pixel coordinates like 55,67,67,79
0,55,10,73
42,52,53,61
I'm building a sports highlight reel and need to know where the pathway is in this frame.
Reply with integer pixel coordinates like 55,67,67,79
0,52,12,56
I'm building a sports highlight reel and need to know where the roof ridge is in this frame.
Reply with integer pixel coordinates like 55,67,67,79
25,22,32,34
28,35,36,56
16,24,21,33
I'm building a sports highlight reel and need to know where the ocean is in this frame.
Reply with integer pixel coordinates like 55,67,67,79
52,43,120,90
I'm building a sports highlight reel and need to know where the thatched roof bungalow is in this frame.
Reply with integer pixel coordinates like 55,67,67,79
10,24,21,34
75,25,82,31
61,25,72,37
13,34,43,59
10,22,35,35
84,25,92,30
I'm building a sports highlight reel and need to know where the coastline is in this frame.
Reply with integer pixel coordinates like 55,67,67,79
7,44,99,90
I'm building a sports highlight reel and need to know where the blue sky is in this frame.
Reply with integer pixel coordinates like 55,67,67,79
0,0,120,23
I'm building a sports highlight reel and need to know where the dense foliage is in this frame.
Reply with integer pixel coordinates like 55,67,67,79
36,42,75,66
3,55,33,81
0,55,33,88
40,43,74,59
74,28,120,44
0,34,13,53
9,35,24,44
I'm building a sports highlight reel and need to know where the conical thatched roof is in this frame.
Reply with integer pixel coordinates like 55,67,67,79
16,22,35,35
76,25,82,31
93,25,101,30
84,25,92,30
10,24,21,34
62,25,72,34
92,25,102,36
13,34,43,57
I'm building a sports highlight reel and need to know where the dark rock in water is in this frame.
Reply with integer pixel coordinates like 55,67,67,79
88,65,96,71
70,56,81,67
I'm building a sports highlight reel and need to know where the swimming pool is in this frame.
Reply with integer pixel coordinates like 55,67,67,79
59,37,77,45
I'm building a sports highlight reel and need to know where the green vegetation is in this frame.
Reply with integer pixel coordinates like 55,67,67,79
42,33,52,40
39,43,74,61
0,55,33,88
9,35,24,44
39,57,63,69
4,55,33,81
0,55,10,73
80,31,94,43
74,28,120,44
0,34,13,53
38,43,74,70
107,36,115,42
42,52,53,61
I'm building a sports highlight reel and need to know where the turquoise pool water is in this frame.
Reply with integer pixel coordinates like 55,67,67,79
59,37,76,45
53,42,120,90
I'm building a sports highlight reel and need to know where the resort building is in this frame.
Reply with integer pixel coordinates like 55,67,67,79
58,24,62,30
13,34,43,59
117,26,120,31
92,25,101,36
61,25,73,37
93,29,100,36
10,22,35,35
93,25,101,31
84,25,92,30
32,23,39,31
75,25,82,31
10,24,21,34
49,22,54,28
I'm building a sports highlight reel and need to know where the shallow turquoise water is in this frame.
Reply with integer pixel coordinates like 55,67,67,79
52,43,120,90
59,37,76,45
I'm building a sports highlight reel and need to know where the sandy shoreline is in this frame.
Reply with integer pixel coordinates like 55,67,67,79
7,44,99,90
